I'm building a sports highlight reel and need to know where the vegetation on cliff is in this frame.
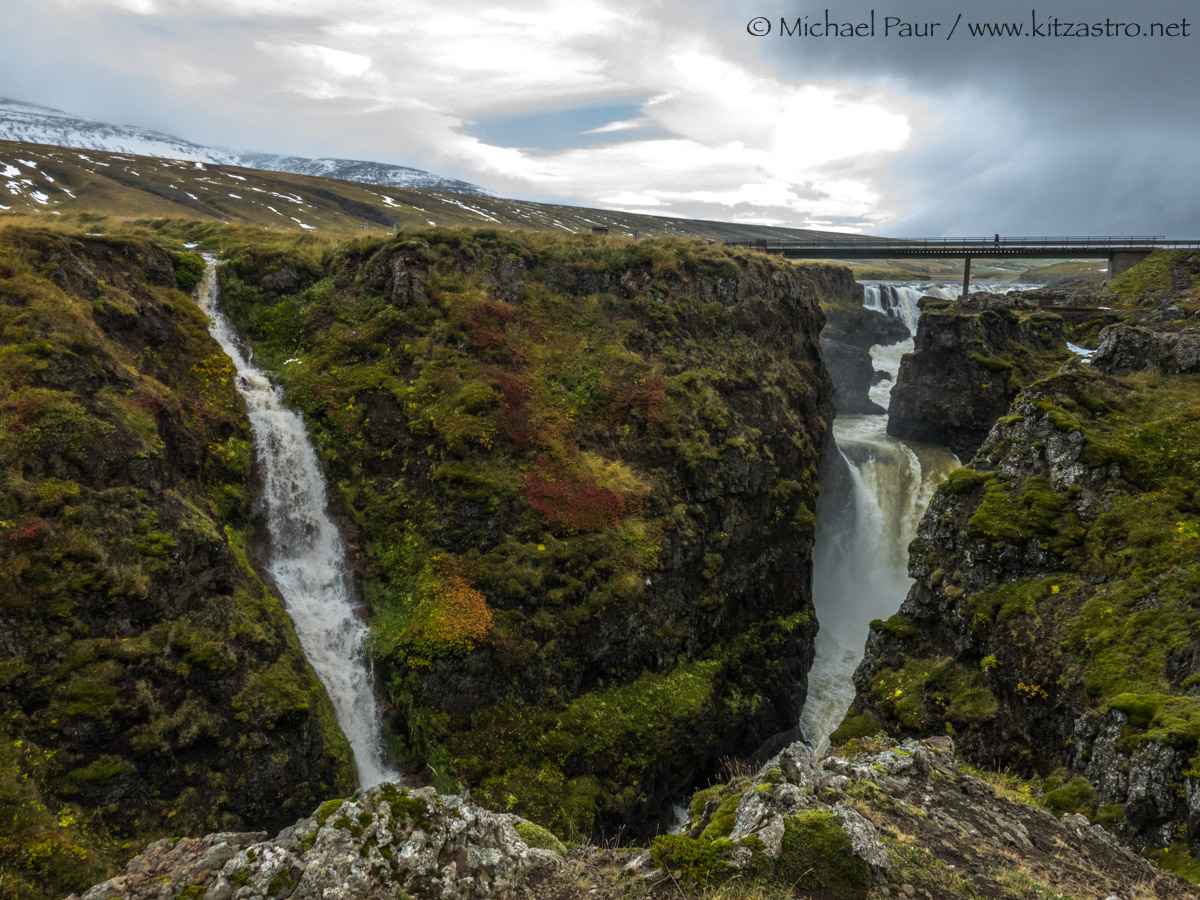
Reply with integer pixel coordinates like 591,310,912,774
217,227,835,839
845,352,1200,872
0,227,355,900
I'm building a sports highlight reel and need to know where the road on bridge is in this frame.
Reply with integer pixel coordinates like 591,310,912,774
722,235,1200,295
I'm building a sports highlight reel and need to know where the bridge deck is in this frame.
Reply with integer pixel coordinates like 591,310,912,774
723,236,1200,259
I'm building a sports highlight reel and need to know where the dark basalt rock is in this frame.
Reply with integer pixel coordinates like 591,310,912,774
820,295,910,415
887,306,1069,459
1092,322,1200,374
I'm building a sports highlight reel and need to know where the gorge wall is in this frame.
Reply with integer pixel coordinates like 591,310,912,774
216,231,843,840
885,300,1073,459
0,229,356,900
842,279,1200,870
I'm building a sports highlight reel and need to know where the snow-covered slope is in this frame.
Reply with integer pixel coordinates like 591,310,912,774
0,98,236,164
0,97,487,195
236,153,488,196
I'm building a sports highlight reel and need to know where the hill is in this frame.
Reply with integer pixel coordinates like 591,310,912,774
0,97,487,195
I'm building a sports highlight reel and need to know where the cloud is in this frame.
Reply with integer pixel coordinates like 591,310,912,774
168,62,237,88
581,117,652,135
4,0,1197,233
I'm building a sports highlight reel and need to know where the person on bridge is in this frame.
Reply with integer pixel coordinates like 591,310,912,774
994,233,1000,248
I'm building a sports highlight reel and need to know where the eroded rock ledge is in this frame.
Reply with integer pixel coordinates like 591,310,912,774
73,737,1195,899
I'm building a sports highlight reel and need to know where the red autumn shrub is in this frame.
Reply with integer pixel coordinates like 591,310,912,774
523,459,626,533
462,300,514,349
9,516,52,549
492,371,533,449
129,391,163,416
607,376,667,427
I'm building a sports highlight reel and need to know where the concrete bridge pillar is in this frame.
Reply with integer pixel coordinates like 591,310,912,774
1108,250,1153,281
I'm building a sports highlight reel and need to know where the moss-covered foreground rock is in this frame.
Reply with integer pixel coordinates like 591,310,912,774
846,330,1200,869
218,228,839,838
73,736,1196,899
0,227,355,900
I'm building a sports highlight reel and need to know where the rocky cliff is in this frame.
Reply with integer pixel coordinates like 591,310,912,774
217,230,835,840
71,734,1196,899
820,287,910,415
0,228,356,900
843,313,1200,876
886,301,1073,459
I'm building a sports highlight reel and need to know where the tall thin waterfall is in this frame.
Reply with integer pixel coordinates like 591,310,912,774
196,260,396,788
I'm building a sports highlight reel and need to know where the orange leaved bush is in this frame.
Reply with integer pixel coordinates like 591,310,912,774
403,554,494,661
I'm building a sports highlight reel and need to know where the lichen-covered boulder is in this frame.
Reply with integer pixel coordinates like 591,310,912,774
1092,323,1200,374
71,785,562,900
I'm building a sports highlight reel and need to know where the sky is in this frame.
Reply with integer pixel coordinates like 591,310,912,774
3,0,1198,234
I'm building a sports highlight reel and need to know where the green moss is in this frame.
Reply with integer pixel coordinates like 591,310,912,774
1042,775,1097,817
650,834,735,887
830,709,885,747
266,871,298,896
869,616,918,641
513,821,566,854
941,467,990,497
316,798,345,827
379,787,432,831
967,475,1068,546
774,811,871,900
700,790,745,840
177,885,207,900
969,352,1015,373
868,655,997,732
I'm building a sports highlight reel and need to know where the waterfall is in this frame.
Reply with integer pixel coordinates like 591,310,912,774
860,280,1032,334
800,282,985,751
195,260,396,788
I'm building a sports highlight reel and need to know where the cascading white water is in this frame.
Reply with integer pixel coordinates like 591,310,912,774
861,280,1032,335
798,280,1050,750
195,260,396,788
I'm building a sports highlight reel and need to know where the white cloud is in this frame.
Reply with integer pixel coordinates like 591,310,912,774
31,0,917,228
169,62,237,88
582,117,652,135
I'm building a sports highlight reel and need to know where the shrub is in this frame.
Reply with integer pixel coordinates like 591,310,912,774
174,251,206,292
523,459,626,533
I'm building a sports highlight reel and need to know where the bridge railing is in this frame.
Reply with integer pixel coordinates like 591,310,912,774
723,235,1200,251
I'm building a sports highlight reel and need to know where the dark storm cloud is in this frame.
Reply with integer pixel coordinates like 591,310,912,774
720,0,1200,233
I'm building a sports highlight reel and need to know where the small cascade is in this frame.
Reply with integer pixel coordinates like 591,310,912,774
861,280,1034,334
195,260,397,788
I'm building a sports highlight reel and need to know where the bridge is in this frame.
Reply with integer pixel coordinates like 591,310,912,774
723,236,1200,296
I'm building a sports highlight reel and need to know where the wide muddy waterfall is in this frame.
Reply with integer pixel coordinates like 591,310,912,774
799,284,977,750
196,260,396,787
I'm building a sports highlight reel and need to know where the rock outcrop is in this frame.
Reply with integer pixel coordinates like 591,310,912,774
887,305,1070,459
1092,322,1200,374
75,738,1196,899
69,785,563,900
820,293,911,415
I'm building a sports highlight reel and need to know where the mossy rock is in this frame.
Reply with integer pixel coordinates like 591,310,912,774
513,821,566,855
